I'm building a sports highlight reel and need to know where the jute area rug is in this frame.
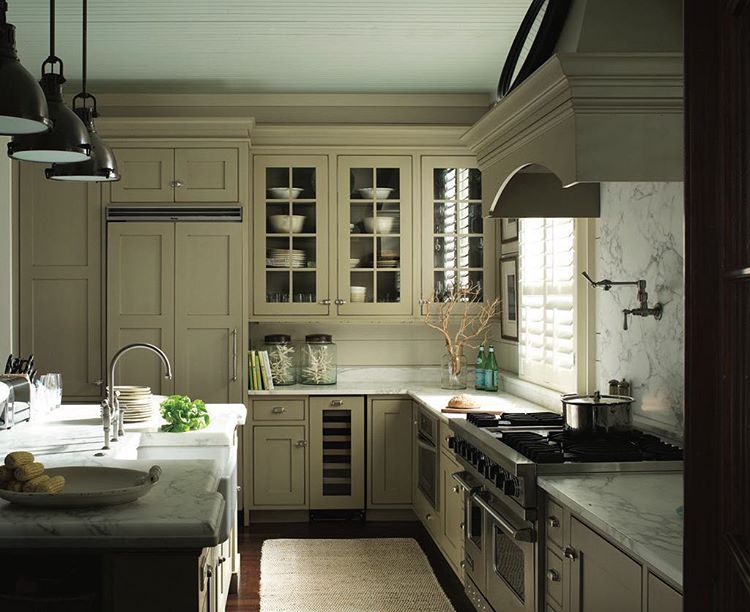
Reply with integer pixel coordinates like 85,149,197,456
260,538,456,611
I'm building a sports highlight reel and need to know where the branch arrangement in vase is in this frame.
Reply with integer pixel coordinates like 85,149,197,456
422,284,501,384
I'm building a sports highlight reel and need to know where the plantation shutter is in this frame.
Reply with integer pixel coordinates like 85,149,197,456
518,218,577,392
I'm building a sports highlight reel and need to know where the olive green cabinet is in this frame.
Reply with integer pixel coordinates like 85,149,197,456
647,573,682,612
17,164,103,401
107,221,244,401
309,396,365,510
440,449,465,573
107,147,240,204
368,397,413,507
252,425,307,507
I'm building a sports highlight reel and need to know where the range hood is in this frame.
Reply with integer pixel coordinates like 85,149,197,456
462,0,684,218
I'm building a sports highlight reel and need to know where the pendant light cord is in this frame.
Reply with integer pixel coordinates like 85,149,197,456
81,0,87,94
49,0,54,57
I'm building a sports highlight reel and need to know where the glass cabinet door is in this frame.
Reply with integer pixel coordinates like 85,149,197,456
336,156,413,316
253,155,330,316
421,157,493,310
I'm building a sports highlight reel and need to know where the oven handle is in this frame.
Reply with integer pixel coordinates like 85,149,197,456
472,492,535,543
451,471,481,494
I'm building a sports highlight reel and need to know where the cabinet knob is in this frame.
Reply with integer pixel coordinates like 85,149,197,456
272,406,286,414
170,180,184,188
334,298,347,305
319,299,331,305
295,440,308,448
218,556,227,565
547,569,561,582
459,560,466,569
92,379,103,386
452,485,460,494
459,521,465,532
548,516,560,528
330,399,344,407
426,513,433,521
564,546,577,560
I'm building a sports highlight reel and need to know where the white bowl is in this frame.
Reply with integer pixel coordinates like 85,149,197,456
269,187,303,200
358,187,393,200
349,258,360,268
363,216,395,234
269,214,305,233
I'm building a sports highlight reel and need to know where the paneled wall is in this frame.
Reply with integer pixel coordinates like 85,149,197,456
595,182,684,439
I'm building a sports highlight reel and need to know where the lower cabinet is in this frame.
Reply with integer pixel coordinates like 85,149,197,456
647,572,682,612
252,425,307,507
439,450,465,573
368,398,413,507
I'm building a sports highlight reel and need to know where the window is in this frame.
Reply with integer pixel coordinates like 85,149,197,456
518,218,578,392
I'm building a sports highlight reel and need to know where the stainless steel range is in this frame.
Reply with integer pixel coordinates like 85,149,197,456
448,411,683,612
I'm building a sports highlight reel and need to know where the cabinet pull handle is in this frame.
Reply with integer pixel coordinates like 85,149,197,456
295,440,307,448
334,298,347,305
330,399,344,407
231,328,238,381
319,298,331,305
548,516,560,528
272,406,286,414
564,546,577,560
92,379,103,386
547,569,561,582
170,180,184,188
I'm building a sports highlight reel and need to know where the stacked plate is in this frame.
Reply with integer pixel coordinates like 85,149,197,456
350,286,367,302
115,386,154,423
267,248,307,268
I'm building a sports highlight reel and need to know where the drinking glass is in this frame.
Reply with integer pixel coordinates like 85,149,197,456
43,373,63,409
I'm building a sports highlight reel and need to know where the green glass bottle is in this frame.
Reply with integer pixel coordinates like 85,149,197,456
485,345,499,392
475,345,486,390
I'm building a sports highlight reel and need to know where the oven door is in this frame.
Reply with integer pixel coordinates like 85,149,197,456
474,492,536,612
416,433,438,510
463,485,487,592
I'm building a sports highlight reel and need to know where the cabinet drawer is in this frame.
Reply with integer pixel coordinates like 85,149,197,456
253,399,305,421
439,420,454,453
546,498,564,547
545,548,564,607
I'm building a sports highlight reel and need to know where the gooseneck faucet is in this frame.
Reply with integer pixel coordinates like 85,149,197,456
102,343,173,450
582,271,663,330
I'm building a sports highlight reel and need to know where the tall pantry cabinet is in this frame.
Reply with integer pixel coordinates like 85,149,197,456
107,221,245,402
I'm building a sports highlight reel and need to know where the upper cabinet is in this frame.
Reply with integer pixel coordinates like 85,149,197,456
252,155,330,317
106,146,241,204
337,156,413,316
420,156,493,311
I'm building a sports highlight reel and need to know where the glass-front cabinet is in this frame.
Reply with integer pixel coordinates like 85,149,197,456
253,155,329,316
336,156,413,316
421,157,492,310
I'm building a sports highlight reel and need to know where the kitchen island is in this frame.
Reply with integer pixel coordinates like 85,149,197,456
0,403,246,612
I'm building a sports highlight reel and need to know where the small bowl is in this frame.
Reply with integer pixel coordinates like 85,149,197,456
268,187,303,200
349,258,360,268
363,217,395,234
269,214,305,233
358,187,393,200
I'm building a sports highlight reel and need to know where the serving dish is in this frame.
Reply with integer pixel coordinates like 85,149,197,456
268,187,303,200
363,216,394,234
0,465,162,508
357,187,393,200
269,214,305,233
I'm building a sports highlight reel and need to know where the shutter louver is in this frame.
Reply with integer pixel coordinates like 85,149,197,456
518,218,577,392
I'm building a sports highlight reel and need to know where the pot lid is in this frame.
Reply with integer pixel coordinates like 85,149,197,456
561,391,634,405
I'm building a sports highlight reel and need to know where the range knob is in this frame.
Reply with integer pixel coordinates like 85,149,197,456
503,477,517,496
494,470,506,488
489,464,499,479
448,436,456,450
477,454,486,472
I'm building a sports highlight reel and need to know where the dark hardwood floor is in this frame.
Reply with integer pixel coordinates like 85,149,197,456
226,519,474,611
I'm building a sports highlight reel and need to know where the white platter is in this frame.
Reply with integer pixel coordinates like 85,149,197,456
0,465,161,508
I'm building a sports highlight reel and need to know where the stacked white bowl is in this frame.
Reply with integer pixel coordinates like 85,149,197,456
350,286,367,302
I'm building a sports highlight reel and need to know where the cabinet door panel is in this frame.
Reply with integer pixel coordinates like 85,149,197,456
19,164,102,399
647,573,681,612
253,425,306,507
369,399,412,506
175,148,239,203
337,156,414,316
107,223,175,395
110,148,174,203
570,517,642,612
309,396,365,509
175,223,244,403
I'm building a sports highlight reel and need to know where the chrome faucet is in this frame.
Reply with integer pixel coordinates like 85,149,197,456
582,272,663,330
102,343,173,450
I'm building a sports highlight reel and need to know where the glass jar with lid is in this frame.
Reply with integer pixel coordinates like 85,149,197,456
262,334,297,386
300,334,337,385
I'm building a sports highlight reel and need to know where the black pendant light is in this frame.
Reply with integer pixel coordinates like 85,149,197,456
47,0,118,182
8,0,91,163
0,1,51,134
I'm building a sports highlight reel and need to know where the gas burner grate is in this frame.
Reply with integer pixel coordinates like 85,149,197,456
501,412,564,427
466,413,502,428
500,432,565,463
546,430,684,463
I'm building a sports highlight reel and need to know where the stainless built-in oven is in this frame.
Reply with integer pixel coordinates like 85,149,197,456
454,471,537,612
416,407,439,510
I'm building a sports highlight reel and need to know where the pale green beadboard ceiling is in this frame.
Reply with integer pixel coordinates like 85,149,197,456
8,0,530,94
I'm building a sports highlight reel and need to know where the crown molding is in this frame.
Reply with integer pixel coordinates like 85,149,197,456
95,117,255,140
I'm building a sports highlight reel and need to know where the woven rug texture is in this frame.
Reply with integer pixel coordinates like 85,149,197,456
260,538,456,612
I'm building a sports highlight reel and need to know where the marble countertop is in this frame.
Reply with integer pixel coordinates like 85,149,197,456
0,403,246,549
538,472,683,588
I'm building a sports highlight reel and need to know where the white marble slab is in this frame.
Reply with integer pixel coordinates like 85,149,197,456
0,403,247,548
538,472,683,587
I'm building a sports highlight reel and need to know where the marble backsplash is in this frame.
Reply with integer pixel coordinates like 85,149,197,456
596,182,684,440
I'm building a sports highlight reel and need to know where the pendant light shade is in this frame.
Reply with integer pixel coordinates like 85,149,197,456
7,0,91,163
0,1,51,135
46,0,118,182
47,100,119,182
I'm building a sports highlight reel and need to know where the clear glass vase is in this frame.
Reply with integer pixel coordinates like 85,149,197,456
441,350,467,390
